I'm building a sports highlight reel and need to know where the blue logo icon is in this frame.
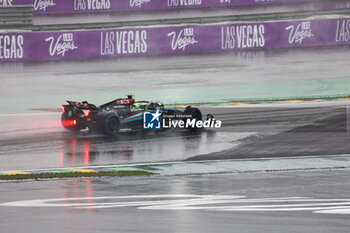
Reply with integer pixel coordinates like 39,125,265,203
143,110,162,129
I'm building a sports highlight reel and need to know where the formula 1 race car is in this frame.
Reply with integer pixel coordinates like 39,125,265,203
61,95,205,136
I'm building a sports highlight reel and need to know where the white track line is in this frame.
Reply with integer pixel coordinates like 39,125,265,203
2,154,350,173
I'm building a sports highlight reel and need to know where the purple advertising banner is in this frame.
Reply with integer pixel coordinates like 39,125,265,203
1,17,350,62
2,0,320,14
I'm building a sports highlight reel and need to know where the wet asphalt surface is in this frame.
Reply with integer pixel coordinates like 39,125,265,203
2,46,350,102
1,101,350,233
190,105,350,160
0,107,251,170
1,105,350,171
1,43,350,232
1,170,350,233
1,44,350,171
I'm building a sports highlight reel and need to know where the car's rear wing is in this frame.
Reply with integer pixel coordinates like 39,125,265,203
66,100,96,110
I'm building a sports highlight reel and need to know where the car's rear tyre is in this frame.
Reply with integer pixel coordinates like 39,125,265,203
183,106,202,131
97,112,121,137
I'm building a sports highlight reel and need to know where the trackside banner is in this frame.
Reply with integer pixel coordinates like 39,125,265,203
1,0,319,14
1,17,350,62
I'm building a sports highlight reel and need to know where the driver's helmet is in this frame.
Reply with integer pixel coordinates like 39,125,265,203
146,101,164,110
134,102,141,109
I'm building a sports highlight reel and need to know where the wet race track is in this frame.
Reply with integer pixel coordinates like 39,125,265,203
1,46,350,170
1,171,350,233
1,46,350,232
0,109,250,170
0,105,350,171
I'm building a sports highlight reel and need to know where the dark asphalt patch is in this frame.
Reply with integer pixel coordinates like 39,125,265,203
189,107,350,160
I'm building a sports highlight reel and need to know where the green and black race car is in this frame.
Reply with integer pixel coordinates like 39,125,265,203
61,95,207,136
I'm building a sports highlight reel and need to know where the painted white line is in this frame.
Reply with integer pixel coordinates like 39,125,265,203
2,194,350,215
2,154,350,174
315,208,350,214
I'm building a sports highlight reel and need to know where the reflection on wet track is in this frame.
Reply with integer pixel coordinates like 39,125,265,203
1,104,348,171
1,104,349,171
0,110,251,170
1,45,350,172
57,130,245,168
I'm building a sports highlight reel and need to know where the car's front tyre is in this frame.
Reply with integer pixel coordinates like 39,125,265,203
183,106,202,131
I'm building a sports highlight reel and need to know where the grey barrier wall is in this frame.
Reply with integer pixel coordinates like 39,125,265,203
1,0,327,14
0,5,33,29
